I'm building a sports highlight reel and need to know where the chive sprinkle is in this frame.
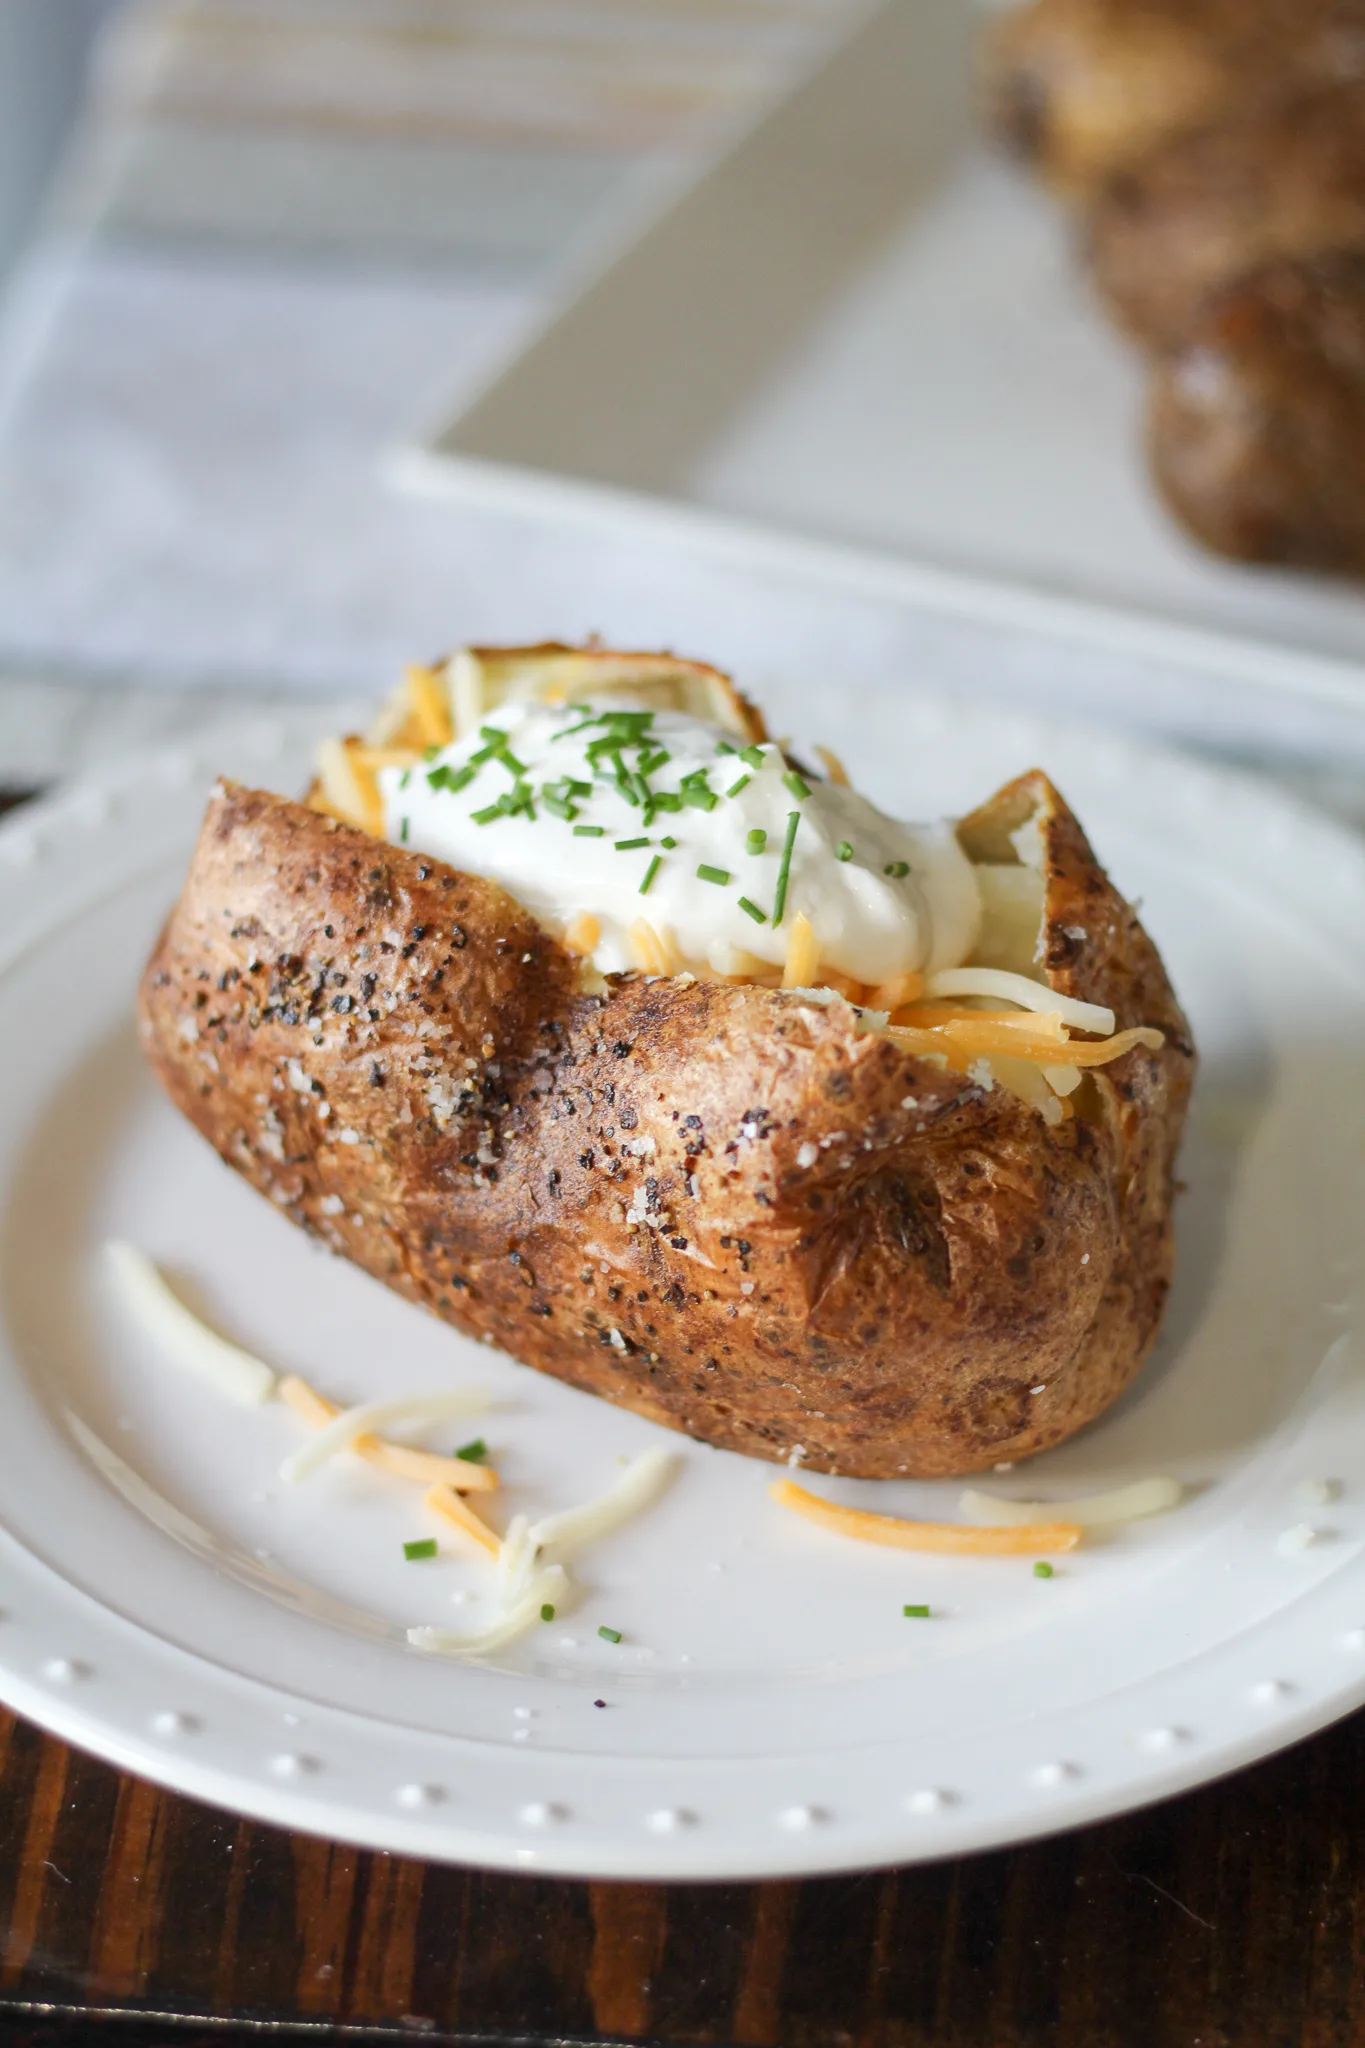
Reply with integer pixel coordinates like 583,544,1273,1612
615,836,651,851
540,1603,556,1622
574,824,605,837
404,1538,438,1561
740,744,766,769
542,793,578,821
399,768,412,791
884,860,910,878
715,739,737,755
746,828,767,855
598,1625,623,1644
902,1603,930,1618
660,835,678,849
399,817,409,842
455,1437,486,1463
783,769,811,801
772,810,800,927
640,854,662,896
697,864,730,886
738,896,767,925
1033,1561,1054,1579
471,803,502,826
835,840,853,862
726,774,751,798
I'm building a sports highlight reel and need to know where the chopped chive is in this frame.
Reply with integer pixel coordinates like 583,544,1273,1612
399,768,412,791
738,896,767,925
697,864,730,886
598,1624,623,1644
471,803,503,826
455,1437,487,1463
652,791,683,813
902,1602,930,1618
540,1603,555,1622
783,770,812,801
403,1538,438,1561
1033,1561,1054,1579
772,810,800,927
615,836,651,851
478,724,508,743
884,860,910,879
564,778,593,798
574,824,605,837
428,761,477,796
726,775,752,799
640,854,662,896
399,816,409,842
835,840,853,862
715,739,737,755
660,835,678,850
422,744,440,762
542,793,578,821
496,748,527,778
746,828,767,856
740,744,766,769
684,788,719,812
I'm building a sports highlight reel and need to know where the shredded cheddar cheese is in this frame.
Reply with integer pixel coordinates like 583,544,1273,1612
770,1478,1083,1554
424,1481,502,1559
782,912,820,990
405,663,454,749
563,911,601,956
813,744,850,786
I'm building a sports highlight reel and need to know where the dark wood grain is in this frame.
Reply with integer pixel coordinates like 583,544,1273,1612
1,779,1363,2046
0,1702,1362,2046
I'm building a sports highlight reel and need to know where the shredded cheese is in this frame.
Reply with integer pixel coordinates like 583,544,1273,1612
631,918,677,977
408,1564,570,1657
869,971,925,1013
563,911,601,957
315,736,384,838
279,1387,489,1484
405,663,454,749
279,1375,498,1490
959,1477,1183,1528
770,1478,1082,1554
105,1241,277,1406
925,968,1116,1037
782,912,821,990
813,744,850,786
529,1448,678,1559
424,1481,501,1558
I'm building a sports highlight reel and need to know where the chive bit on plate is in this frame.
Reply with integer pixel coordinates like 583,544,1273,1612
540,1603,556,1622
455,1437,486,1463
1033,1561,1055,1579
902,1603,931,1619
403,1538,439,1562
598,1624,623,1644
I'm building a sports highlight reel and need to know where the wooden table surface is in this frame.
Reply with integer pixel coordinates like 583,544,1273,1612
1,785,1362,2048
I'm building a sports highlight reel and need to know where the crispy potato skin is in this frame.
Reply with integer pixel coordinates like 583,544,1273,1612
138,777,1193,1478
1088,83,1365,350
1149,253,1365,571
981,0,1365,198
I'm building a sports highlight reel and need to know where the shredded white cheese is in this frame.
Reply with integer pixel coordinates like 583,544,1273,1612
408,1564,570,1656
959,1476,1182,1528
528,1448,678,1559
280,1387,490,1483
105,1240,277,1406
925,968,1115,1037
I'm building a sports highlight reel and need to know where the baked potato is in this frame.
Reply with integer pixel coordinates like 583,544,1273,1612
138,648,1193,1479
1149,251,1365,571
980,0,1365,199
1087,81,1365,348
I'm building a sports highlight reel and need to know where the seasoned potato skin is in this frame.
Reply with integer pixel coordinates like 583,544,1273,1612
1149,252,1365,571
138,776,1193,1478
1088,82,1365,349
981,0,1365,198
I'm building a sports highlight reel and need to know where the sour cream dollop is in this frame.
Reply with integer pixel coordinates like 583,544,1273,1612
379,699,981,984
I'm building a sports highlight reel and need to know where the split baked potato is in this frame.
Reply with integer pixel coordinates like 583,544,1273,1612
139,648,1194,1479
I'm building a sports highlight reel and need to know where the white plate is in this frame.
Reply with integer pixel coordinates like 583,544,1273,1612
1,696,1364,1881
405,0,1365,670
